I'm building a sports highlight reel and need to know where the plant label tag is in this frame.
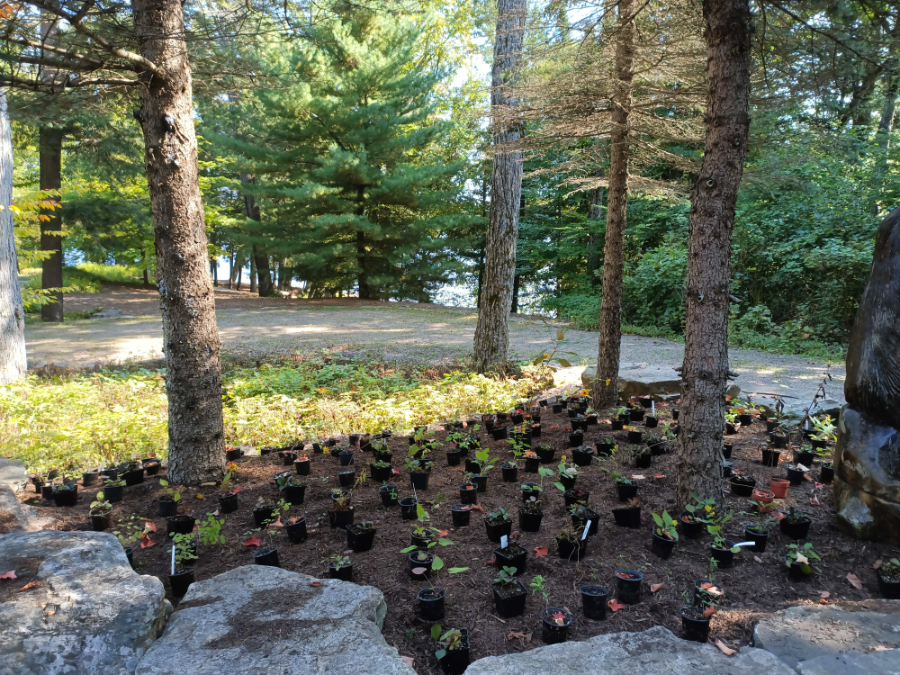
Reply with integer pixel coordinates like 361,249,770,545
500,535,508,548
582,521,591,540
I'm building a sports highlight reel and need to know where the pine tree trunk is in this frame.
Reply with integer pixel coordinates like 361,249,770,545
132,0,224,485
141,248,150,286
586,185,605,289
676,0,752,508
511,273,521,314
592,0,635,408
872,70,899,213
0,90,26,384
228,249,234,288
473,0,526,371
249,254,257,293
39,127,64,322
241,174,274,297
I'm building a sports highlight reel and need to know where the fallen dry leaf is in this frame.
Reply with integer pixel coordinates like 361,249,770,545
874,559,884,570
144,521,157,533
774,511,787,521
847,573,863,590
196,494,205,500
470,504,485,512
607,598,626,612
19,581,41,591
654,473,666,479
506,630,532,643
0,570,17,580
703,605,717,618
650,582,665,593
715,639,737,656
400,656,414,667
309,582,323,587
243,536,262,547
533,546,549,558
391,468,400,475
809,494,821,506
269,515,284,528
550,425,560,430
631,474,646,480
819,599,832,605
874,646,892,651
485,558,497,566
139,533,155,550
815,482,824,489
754,556,763,563
818,591,831,599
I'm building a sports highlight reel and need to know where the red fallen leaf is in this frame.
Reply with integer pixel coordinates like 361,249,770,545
401,656,414,667
847,573,863,590
0,570,17,580
196,494,205,500
19,581,40,591
391,468,401,475
309,581,323,587
700,583,724,595
819,599,832,605
650,582,665,593
715,639,736,656
269,515,284,528
773,511,786,521
470,504,485,512
655,473,666,479
533,546,549,557
809,494,821,506
550,425,560,430
144,521,157,533
815,482,824,489
139,533,156,549
485,558,497,566
703,605,717,618
438,530,449,537
818,591,831,599
243,536,262,547
551,611,566,625
607,598,626,612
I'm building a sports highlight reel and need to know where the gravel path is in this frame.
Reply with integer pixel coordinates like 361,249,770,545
23,285,845,406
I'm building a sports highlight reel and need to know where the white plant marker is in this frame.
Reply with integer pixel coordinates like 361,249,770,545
582,521,591,540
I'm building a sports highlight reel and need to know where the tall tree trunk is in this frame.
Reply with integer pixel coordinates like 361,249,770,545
132,0,224,485
227,249,234,288
236,261,242,290
591,0,635,408
39,127,64,322
586,185,605,289
511,273,521,314
0,90,26,384
473,0,526,371
249,253,257,293
141,248,150,286
676,0,752,508
241,174,274,297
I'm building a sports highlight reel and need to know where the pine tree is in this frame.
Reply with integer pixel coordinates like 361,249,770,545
226,12,475,300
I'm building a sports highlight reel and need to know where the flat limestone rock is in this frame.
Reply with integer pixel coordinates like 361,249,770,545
0,530,170,675
0,483,57,535
465,625,793,675
753,602,900,670
582,364,739,401
135,565,416,675
797,649,900,675
0,458,27,492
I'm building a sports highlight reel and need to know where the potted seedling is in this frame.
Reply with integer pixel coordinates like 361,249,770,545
327,553,354,581
158,479,181,517
217,471,241,514
612,496,642,528
876,557,900,599
809,415,836,449
494,531,528,575
569,503,599,536
554,458,579,491
293,454,311,476
522,449,541,473
729,469,757,497
817,445,834,483
403,504,453,561
168,532,198,596
500,459,519,483
197,512,226,547
471,449,498,492
492,566,527,617
680,493,715,539
563,486,590,507
112,515,147,567
379,481,399,507
250,501,287,567
52,478,78,507
615,568,643,604
518,497,543,532
793,444,815,467
285,514,308,543
276,472,307,504
785,461,810,486
651,510,679,559
432,624,470,675
417,570,446,621
485,507,512,543
121,459,145,486
409,549,435,578
89,494,113,531
346,520,378,552
556,524,588,560
579,583,610,620
329,487,355,529
707,512,740,568
777,506,812,540
785,542,820,581
741,502,775,552
450,502,472,527
681,584,721,643
101,476,126,503
596,437,617,457
611,470,637,501
82,466,100,487
611,408,627,430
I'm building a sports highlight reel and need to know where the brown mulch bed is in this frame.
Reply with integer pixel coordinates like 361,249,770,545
15,404,898,673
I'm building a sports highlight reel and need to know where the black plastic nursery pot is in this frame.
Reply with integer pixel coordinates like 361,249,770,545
786,558,814,582
501,464,519,483
493,581,528,618
123,469,145,487
541,607,572,644
90,508,112,532
272,470,292,488
52,486,78,507
627,430,644,444
294,459,311,476
564,489,590,507
370,463,391,482
282,451,297,466
329,562,354,581
672,408,680,420
679,513,705,539
761,448,782,467
617,483,638,502
722,442,733,460
438,628,470,675
711,541,736,568
649,441,668,456
124,546,134,567
346,525,377,552
531,424,542,438
810,438,828,450
465,459,482,474
629,408,645,423
491,427,509,441
485,519,513,543
877,573,900,599
451,504,472,527
169,568,195,597
770,432,788,449
794,450,815,467
612,506,641,528
495,544,528,575
786,465,807,486
253,506,275,528
568,432,584,448
557,536,588,560
820,463,834,483
536,445,555,463
328,507,355,529
283,484,306,505
615,569,643,604
558,473,577,491
379,485,399,507
681,607,711,643
725,422,739,435
411,530,437,550
417,587,446,621
446,449,462,466
285,517,308,543
652,532,677,559
572,447,594,467
40,485,54,500
722,462,734,479
408,550,434,578
738,413,754,427
511,413,525,425
471,474,488,493
635,452,652,469
410,471,431,490
520,484,541,501
644,415,659,428
338,470,356,488
779,514,812,540
102,483,124,503
339,451,354,467
552,402,564,414
729,476,756,497
524,456,540,472
580,585,609,620
570,507,599,536
518,506,543,532
571,418,588,432
596,442,615,457
611,420,625,431
744,524,769,552
158,498,179,518
225,447,242,462
82,471,99,487
166,514,196,536
458,485,478,505
253,546,280,567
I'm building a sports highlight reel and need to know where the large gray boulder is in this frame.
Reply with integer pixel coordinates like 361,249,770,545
0,483,57,534
135,565,416,675
796,650,900,675
753,602,900,670
465,625,794,675
582,363,739,401
0,530,170,675
0,458,27,492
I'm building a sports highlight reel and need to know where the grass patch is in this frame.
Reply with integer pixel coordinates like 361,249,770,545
20,263,150,299
0,356,552,473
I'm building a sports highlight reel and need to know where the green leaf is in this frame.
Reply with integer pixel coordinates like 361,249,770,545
438,538,454,546
400,545,417,553
448,567,470,574
532,354,546,365
554,482,566,492
558,358,571,368
173,493,181,502
557,328,565,341
435,649,447,660
432,555,444,571
431,624,442,640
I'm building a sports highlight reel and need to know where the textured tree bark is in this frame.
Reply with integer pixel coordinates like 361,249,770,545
0,90,26,384
39,127,64,322
676,0,752,508
240,175,275,298
473,0,526,372
591,0,634,408
249,253,257,293
586,185,605,289
132,0,224,485
357,230,371,299
872,70,899,213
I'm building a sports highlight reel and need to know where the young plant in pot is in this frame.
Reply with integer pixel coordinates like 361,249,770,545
793,444,816,468
101,476,126,503
563,486,590,507
612,496,642,528
404,503,454,558
197,512,226,548
741,502,775,552
785,542,820,581
247,500,287,567
580,583,610,620
519,497,543,532
707,512,740,568
680,584,721,643
680,494,715,540
651,510,679,559
724,411,740,435
810,414,836,449
816,445,834,483
217,471,242,514
529,573,573,644
492,565,528,617
89,494,113,531
556,524,588,560
569,503,599,536
485,507,513,543
776,506,812,540
875,557,900,599
458,476,479,504
610,470,638,501
158,479,181,517
785,461,810,486
417,570,447,621
595,437,617,457
112,515,147,567
285,514,308,543
553,457,579,491
522,449,541,472
327,553,354,581
633,445,652,469
432,624,470,675
168,532,198,597
346,519,378,552
379,481,400,507
471,448,498,492
729,469,757,497
329,488,355,529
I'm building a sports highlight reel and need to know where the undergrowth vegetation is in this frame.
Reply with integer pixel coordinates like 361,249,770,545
0,357,552,473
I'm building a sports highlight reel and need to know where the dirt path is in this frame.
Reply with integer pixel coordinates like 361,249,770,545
24,284,846,407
